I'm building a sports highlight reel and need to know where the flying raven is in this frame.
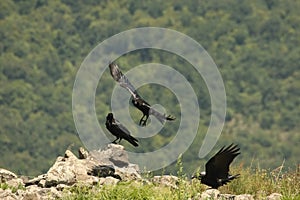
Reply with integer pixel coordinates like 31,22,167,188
192,144,240,189
109,62,175,126
105,113,139,147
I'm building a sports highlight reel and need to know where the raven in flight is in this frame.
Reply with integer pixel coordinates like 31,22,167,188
105,113,139,147
109,62,175,126
192,144,240,189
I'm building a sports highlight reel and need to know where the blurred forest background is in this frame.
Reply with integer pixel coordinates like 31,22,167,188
0,0,299,176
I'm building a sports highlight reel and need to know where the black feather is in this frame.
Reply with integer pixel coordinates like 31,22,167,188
105,113,138,147
109,62,175,126
193,144,240,189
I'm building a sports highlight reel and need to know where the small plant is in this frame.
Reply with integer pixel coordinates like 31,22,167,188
0,183,9,190
0,182,25,193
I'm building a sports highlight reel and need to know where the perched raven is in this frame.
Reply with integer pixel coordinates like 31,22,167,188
105,113,139,147
109,62,175,126
192,144,240,189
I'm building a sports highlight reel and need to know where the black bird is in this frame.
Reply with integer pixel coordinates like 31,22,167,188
192,144,240,189
105,113,139,147
109,62,175,126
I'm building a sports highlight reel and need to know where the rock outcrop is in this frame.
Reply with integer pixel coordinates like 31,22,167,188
0,144,139,199
0,144,283,200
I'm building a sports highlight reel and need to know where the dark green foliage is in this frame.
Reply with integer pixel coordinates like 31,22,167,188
0,0,299,176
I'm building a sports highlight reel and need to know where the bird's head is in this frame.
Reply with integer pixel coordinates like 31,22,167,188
106,113,114,121
109,62,116,68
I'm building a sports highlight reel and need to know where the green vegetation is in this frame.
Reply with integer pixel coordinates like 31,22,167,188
0,0,299,177
0,182,25,193
60,165,300,199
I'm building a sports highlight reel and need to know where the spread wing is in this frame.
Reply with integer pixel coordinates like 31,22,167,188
109,62,140,99
109,62,176,124
205,144,240,179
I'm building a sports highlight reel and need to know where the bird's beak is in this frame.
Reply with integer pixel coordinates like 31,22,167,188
191,171,205,179
200,171,206,176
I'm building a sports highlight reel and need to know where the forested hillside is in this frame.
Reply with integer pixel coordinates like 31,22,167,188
0,0,299,176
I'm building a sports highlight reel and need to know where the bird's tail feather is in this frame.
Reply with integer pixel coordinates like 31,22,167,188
149,108,176,124
126,135,139,147
228,174,240,180
223,174,240,184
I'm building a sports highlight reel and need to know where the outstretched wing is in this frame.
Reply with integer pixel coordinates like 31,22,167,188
205,144,240,179
109,62,176,124
109,62,140,99
149,107,176,124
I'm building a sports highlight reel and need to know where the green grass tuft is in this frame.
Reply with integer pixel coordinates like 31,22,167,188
60,165,299,200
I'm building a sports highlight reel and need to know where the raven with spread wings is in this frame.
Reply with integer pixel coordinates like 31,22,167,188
192,144,240,189
109,62,176,126
105,113,138,147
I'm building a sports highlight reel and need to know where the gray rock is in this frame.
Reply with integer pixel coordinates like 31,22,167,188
114,165,141,181
22,192,40,200
23,185,61,200
78,147,89,159
266,193,282,200
0,145,141,199
45,150,87,187
191,190,254,200
89,144,129,167
0,188,18,200
45,159,76,187
218,193,236,200
89,144,141,180
6,178,24,188
152,175,179,189
99,177,120,185
24,174,47,187
0,169,17,183
201,189,220,199
235,194,254,200
38,179,46,188
56,183,70,191
89,165,117,178
42,144,140,187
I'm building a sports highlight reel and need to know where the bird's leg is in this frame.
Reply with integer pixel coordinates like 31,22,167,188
112,137,119,144
142,115,149,126
139,115,146,126
118,138,122,144
139,114,149,126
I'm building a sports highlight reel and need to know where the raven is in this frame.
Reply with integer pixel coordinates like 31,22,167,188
105,113,139,147
192,144,240,189
109,62,175,126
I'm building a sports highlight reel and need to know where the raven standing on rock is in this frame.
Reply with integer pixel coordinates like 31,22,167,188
109,62,176,126
105,113,139,147
192,144,240,189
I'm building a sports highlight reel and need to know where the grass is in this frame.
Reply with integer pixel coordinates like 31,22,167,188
0,182,25,193
61,179,205,200
60,160,299,200
219,165,300,199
